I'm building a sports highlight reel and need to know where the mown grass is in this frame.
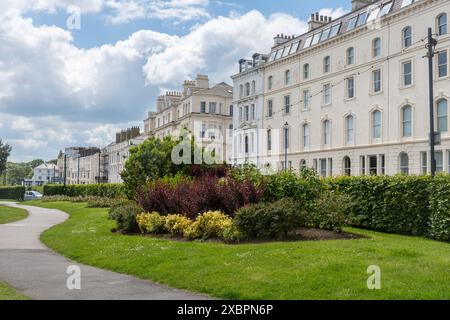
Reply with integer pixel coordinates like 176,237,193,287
31,201,450,300
0,282,29,300
0,205,28,224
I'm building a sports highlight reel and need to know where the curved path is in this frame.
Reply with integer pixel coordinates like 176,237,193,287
0,202,209,300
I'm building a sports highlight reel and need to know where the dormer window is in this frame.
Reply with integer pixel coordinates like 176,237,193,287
347,16,357,31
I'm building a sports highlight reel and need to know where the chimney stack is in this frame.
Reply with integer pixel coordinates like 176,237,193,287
308,12,332,31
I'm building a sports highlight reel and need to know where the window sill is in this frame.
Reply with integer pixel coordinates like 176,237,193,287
321,103,332,108
369,90,383,96
399,84,414,90
344,97,356,102
435,75,450,82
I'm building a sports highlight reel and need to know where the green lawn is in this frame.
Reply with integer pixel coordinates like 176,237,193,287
0,205,28,224
0,282,29,300
30,201,450,300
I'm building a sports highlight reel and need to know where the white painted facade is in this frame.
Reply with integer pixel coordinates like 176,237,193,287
105,136,145,184
231,55,268,167
24,163,59,186
232,0,450,176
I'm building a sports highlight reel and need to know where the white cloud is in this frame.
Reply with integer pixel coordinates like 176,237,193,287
143,10,308,86
11,118,35,131
0,4,344,161
12,139,48,150
0,0,211,24
318,7,349,20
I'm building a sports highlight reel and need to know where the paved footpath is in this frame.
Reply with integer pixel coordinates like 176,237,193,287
0,202,209,300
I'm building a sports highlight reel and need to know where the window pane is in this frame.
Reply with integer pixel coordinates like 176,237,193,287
304,36,313,48
437,99,448,132
373,111,381,139
438,51,447,77
402,106,412,137
311,32,321,46
320,28,331,41
403,61,412,86
403,27,412,47
435,151,443,172
347,16,357,31
357,12,368,27
380,1,393,16
438,14,447,35
329,23,341,38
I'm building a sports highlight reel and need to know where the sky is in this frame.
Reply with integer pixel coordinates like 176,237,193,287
0,0,350,162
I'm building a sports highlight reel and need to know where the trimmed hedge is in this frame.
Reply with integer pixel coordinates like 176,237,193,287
328,175,433,237
428,176,450,242
43,184,125,198
0,186,26,201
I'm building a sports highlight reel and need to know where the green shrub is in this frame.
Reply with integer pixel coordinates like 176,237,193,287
183,211,233,240
262,168,324,206
428,175,450,242
234,198,308,240
307,191,352,232
43,184,125,198
41,195,127,208
222,224,245,244
108,201,143,233
0,186,26,201
136,212,166,234
86,196,128,208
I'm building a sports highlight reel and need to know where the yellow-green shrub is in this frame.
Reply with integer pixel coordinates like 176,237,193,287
136,212,166,234
183,211,233,240
165,214,193,236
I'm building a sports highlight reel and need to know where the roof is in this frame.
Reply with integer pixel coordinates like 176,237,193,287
193,82,233,98
34,163,57,170
267,0,421,64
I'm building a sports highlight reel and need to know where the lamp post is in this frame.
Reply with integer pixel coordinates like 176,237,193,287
425,27,438,176
283,122,289,172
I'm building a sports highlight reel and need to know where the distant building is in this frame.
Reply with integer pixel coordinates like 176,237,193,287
104,127,145,184
57,147,103,185
144,74,234,163
23,163,59,187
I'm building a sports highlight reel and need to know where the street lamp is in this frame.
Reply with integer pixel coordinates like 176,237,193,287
425,27,438,176
283,122,289,172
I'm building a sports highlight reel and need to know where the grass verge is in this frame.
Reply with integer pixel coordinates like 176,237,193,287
0,282,29,300
30,201,450,300
0,205,28,224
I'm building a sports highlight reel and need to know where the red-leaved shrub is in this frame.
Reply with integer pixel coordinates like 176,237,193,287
136,174,265,218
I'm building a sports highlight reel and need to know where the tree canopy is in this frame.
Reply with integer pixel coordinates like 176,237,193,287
0,140,12,176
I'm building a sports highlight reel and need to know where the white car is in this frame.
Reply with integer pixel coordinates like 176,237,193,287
24,191,43,201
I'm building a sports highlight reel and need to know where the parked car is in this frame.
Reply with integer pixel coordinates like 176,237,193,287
24,191,43,201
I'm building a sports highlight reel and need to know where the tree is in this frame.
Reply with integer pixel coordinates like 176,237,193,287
121,136,180,197
5,162,30,186
0,140,12,177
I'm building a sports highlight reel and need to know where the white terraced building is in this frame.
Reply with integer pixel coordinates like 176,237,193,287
232,0,450,176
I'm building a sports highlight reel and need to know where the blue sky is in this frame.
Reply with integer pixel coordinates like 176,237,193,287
28,0,350,48
0,0,349,162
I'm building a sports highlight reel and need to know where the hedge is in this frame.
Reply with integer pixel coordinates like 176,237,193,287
0,186,26,201
328,175,433,237
428,175,450,242
43,184,125,198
